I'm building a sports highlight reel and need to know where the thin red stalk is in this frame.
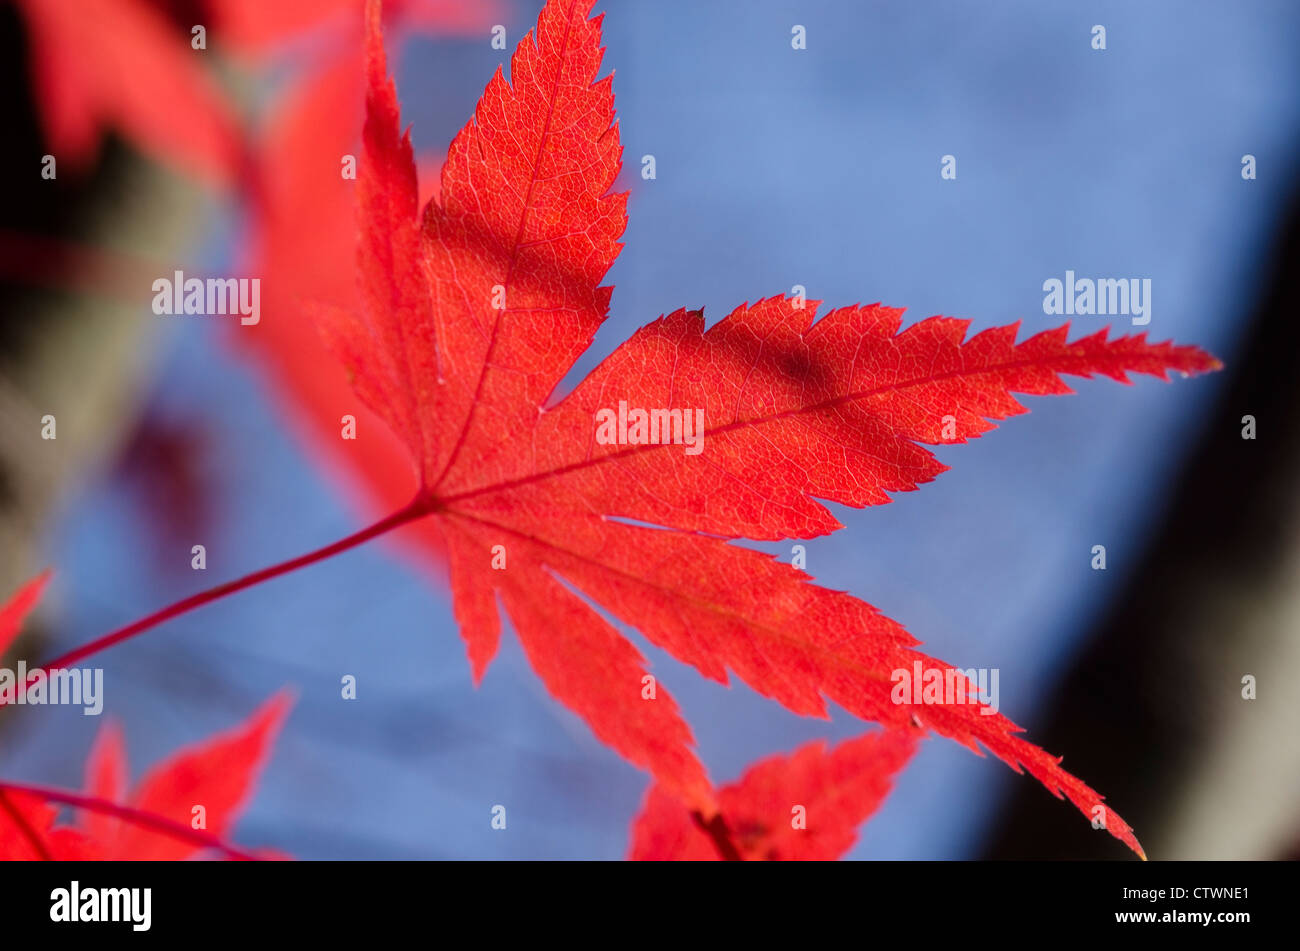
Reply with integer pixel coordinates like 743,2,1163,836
9,498,427,688
0,788,53,860
0,780,259,861
691,810,743,862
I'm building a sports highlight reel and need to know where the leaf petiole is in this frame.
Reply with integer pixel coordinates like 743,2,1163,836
9,496,430,690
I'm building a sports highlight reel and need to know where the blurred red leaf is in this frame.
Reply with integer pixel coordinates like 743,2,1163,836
233,39,450,576
0,689,292,860
79,691,292,860
630,730,919,861
0,572,49,658
15,0,242,185
0,791,96,861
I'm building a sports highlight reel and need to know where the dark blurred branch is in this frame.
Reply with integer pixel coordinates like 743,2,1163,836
0,5,206,607
982,180,1300,860
692,810,743,861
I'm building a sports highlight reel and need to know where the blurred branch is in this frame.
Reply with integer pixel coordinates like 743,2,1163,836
0,158,203,595
983,181,1300,860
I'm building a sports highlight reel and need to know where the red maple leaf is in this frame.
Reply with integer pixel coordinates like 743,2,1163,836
0,688,292,861
322,0,1220,856
630,729,918,861
72,691,292,860
1,575,292,860
0,571,48,658
14,0,243,185
0,792,97,861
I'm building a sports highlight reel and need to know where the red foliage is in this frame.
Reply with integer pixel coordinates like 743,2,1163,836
307,0,1220,854
14,0,242,185
0,580,292,860
0,572,48,658
74,691,292,860
0,689,292,861
630,730,919,861
1,0,1227,863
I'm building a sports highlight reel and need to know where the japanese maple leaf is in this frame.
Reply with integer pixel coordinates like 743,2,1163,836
1,574,291,861
74,691,292,860
630,729,918,861
0,572,84,862
318,0,1219,855
0,571,49,658
13,0,242,186
0,689,292,861
0,791,97,860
